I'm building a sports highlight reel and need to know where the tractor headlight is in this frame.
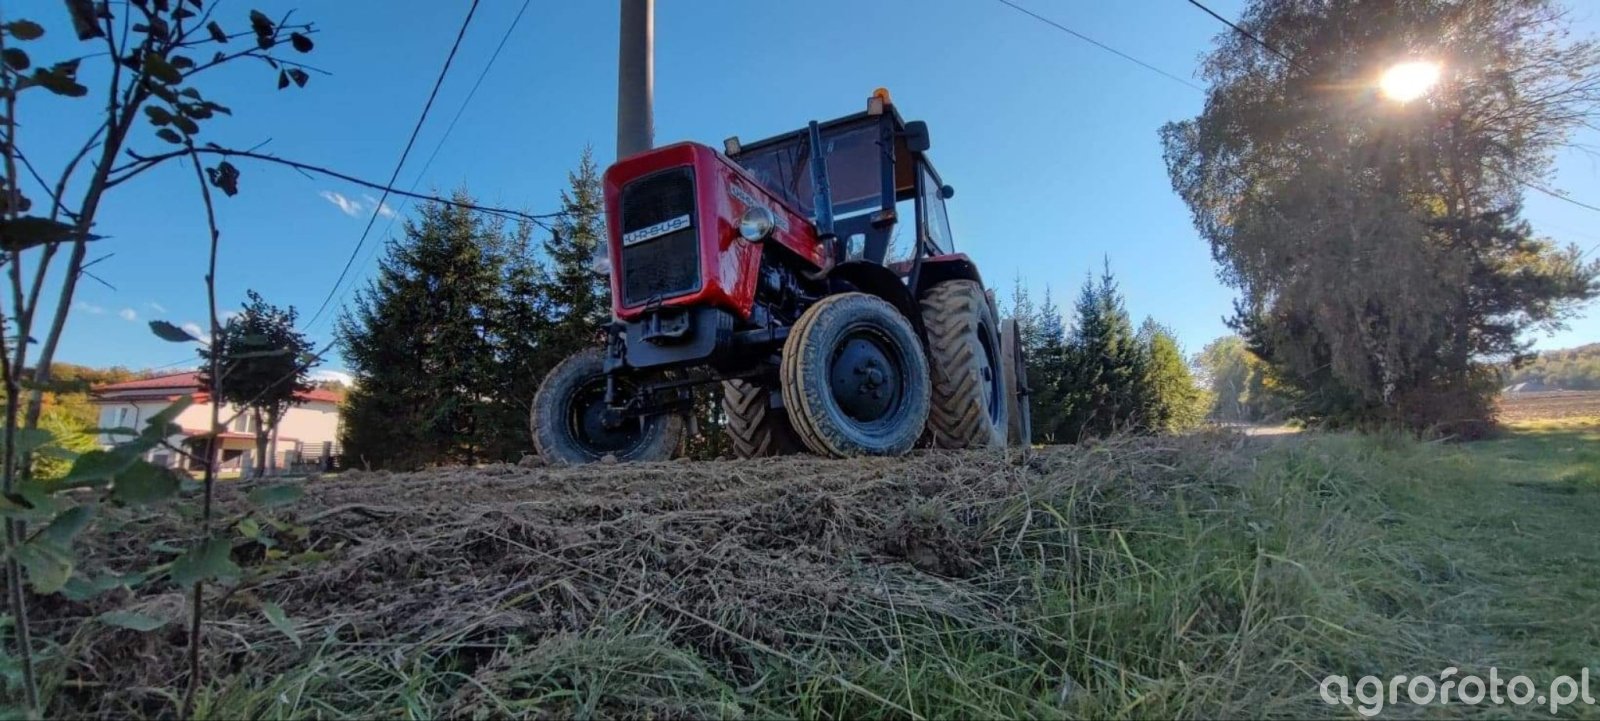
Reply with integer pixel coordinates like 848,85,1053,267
590,251,612,276
739,206,776,241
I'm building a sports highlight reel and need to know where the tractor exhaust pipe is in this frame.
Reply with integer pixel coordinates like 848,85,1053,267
617,0,654,159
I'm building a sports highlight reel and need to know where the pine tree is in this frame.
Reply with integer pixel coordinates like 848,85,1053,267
1009,279,1071,443
1061,262,1146,439
338,194,507,468
535,147,611,354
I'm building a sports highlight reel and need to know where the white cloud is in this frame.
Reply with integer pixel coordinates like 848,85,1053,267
118,308,137,321
310,369,355,387
75,301,105,315
320,190,397,219
362,194,397,218
180,321,212,344
147,301,167,313
319,190,363,217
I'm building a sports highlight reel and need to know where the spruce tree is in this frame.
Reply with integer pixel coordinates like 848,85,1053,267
535,147,611,354
1061,262,1146,439
338,194,506,468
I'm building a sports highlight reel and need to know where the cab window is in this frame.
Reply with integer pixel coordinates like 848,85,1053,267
919,165,953,254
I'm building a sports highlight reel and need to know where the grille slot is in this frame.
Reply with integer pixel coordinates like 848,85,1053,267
620,168,699,306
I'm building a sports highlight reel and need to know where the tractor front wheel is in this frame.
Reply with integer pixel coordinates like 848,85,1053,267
781,293,930,458
531,348,683,465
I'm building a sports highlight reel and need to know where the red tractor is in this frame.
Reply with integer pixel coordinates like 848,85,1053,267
532,90,1029,463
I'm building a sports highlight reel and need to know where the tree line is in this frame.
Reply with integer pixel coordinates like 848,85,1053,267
1503,344,1600,391
1008,264,1208,444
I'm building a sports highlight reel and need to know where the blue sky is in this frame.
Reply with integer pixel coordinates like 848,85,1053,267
14,0,1600,376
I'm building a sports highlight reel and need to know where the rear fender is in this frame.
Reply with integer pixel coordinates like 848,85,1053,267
914,253,984,296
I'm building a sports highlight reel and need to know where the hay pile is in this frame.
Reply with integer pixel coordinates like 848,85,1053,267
38,434,1248,717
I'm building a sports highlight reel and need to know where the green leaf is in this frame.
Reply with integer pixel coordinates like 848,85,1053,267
156,128,183,144
260,602,300,647
236,516,260,539
9,427,56,457
289,32,313,53
5,20,45,41
143,53,182,84
149,320,199,343
111,461,180,505
206,20,227,44
61,449,135,487
171,114,199,135
61,571,144,601
144,105,174,126
0,216,78,252
144,397,194,439
29,60,88,97
13,541,71,593
2,48,30,71
249,10,273,34
98,610,168,632
169,538,239,587
41,505,93,546
206,161,240,196
247,483,302,508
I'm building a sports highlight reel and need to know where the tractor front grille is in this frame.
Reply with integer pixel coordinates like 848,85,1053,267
620,167,699,307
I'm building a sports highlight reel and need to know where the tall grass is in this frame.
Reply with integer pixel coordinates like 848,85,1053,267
193,433,1594,719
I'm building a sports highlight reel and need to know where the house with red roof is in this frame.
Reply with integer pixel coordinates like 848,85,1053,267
91,371,344,474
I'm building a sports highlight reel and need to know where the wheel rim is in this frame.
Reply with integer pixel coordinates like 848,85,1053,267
565,377,647,457
978,319,1004,426
827,325,908,428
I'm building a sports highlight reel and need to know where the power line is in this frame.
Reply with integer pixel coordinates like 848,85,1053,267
312,0,538,334
1178,0,1600,216
1521,177,1600,214
992,0,1204,92
303,0,483,331
1183,0,1310,75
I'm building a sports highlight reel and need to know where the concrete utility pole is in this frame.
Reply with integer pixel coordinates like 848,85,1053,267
616,0,654,159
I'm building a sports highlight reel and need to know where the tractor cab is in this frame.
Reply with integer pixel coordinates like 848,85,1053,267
724,90,956,276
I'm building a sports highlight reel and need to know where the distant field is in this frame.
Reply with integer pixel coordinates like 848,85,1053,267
1500,390,1600,424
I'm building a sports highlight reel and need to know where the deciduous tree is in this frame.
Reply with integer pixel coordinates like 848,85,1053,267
1162,0,1600,433
199,291,314,478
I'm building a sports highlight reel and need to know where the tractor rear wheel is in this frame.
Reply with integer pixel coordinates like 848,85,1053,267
1000,318,1032,446
781,293,930,458
920,280,1007,449
531,348,683,465
721,379,802,458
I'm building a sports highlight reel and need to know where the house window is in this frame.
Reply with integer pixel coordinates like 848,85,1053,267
233,413,251,433
117,407,130,427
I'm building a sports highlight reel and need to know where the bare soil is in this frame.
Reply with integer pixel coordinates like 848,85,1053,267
39,436,1239,718
1499,390,1600,422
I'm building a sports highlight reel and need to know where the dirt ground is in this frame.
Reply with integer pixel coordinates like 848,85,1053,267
1499,390,1600,422
39,437,1232,718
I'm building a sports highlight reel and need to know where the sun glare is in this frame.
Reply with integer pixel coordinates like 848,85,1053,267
1379,61,1441,102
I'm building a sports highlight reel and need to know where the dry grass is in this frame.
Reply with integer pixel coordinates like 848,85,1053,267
18,429,1599,719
